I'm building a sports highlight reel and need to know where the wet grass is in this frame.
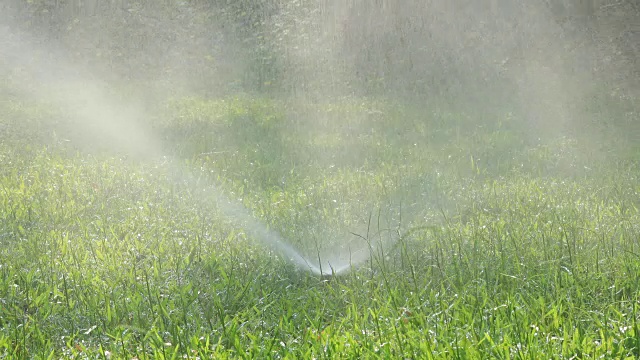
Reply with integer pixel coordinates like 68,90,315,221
0,93,639,358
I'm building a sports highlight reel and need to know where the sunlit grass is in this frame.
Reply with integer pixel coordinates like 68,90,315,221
0,93,639,358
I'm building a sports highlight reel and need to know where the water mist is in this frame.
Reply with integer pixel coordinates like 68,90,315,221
0,23,388,276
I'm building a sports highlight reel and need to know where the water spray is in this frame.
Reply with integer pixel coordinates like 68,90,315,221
0,25,393,276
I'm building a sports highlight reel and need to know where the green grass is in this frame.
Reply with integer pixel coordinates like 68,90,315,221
0,91,639,358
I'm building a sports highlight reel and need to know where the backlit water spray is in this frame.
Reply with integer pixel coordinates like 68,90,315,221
0,24,388,276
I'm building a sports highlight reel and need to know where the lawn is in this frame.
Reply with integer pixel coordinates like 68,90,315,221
1,88,639,358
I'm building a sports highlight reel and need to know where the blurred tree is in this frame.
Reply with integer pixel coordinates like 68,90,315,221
0,0,637,101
